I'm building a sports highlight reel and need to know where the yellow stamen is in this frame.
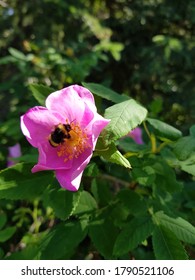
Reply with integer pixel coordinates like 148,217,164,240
57,122,91,161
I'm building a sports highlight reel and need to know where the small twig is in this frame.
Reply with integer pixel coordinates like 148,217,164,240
99,174,130,188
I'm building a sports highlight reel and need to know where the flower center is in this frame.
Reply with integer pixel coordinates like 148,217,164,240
50,121,90,162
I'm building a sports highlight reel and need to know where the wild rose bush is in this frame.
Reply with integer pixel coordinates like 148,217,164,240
0,83,195,260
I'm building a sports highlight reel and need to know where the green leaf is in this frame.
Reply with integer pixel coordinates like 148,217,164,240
82,82,129,103
104,99,147,145
132,166,156,187
152,225,188,260
118,137,145,153
0,248,4,259
174,137,195,160
117,189,147,215
152,34,167,44
29,83,55,106
91,178,113,207
95,139,131,168
0,226,16,242
84,162,99,177
149,97,163,116
178,153,195,176
174,127,195,160
0,163,53,200
0,213,7,230
190,125,195,137
0,118,21,140
8,47,27,61
6,244,40,260
113,215,154,256
173,126,195,172
154,211,195,244
152,158,183,193
0,55,16,65
40,219,88,260
89,209,119,259
73,191,97,215
146,118,182,141
45,187,81,220
103,147,131,168
94,40,124,60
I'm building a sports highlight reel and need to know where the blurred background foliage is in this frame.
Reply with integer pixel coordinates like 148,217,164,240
0,0,195,259
1,0,195,136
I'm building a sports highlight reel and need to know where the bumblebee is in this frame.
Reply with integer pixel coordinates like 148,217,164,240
49,123,71,147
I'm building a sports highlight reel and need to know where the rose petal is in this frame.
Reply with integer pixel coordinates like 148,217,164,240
46,86,86,123
21,106,64,147
31,142,72,172
55,148,93,191
86,115,110,149
55,169,83,191
72,85,95,108
79,103,95,128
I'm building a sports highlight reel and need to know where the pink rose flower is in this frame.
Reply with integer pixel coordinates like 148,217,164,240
7,143,22,167
128,127,144,145
21,85,110,191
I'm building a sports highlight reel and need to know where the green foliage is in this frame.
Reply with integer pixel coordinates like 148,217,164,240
89,209,119,259
152,225,188,260
103,100,147,145
113,215,154,256
40,219,88,260
0,163,53,200
45,187,82,220
146,118,182,141
0,213,7,229
1,0,195,261
117,189,147,215
173,125,195,160
29,84,55,106
153,211,195,245
95,140,131,169
0,226,16,242
83,82,129,103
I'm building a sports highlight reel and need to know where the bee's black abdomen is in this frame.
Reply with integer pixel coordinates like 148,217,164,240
51,128,65,143
49,124,72,147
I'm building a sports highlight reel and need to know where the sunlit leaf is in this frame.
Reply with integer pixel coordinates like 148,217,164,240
154,211,195,244
73,191,97,215
8,47,27,61
95,139,131,168
104,100,147,144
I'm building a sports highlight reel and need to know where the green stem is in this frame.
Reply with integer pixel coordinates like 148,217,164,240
143,121,157,153
156,141,169,153
32,200,40,234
